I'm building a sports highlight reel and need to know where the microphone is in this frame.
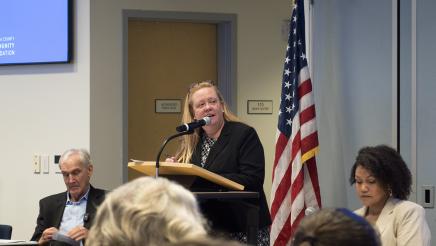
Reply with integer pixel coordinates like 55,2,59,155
176,117,211,132
304,206,318,216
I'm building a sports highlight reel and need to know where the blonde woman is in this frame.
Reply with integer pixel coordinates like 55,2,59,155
168,81,271,246
87,177,207,246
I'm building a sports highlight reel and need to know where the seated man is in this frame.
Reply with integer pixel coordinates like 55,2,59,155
31,148,106,245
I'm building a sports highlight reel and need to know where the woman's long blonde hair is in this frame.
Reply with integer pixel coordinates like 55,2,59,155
175,81,238,163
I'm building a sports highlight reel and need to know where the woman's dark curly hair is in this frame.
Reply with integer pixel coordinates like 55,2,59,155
349,145,411,200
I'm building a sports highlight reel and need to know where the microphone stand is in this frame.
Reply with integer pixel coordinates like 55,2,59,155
155,130,193,178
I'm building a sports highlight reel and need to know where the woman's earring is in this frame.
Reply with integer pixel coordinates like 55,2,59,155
387,187,393,197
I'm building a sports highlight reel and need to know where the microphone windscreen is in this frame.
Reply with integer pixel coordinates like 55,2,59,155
203,116,211,125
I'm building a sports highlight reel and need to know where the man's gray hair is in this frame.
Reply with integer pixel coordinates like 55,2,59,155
59,148,91,167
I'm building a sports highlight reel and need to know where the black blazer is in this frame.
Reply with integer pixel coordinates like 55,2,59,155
190,121,271,232
31,185,106,242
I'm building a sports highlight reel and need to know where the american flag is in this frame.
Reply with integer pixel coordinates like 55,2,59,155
270,0,321,245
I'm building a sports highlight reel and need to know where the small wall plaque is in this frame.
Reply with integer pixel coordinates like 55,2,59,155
155,99,181,113
247,100,273,114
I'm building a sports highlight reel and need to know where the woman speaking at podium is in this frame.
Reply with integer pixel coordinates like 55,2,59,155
166,80,271,246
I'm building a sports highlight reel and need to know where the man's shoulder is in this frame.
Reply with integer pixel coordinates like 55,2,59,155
90,186,106,194
88,186,107,212
89,186,107,201
40,191,66,203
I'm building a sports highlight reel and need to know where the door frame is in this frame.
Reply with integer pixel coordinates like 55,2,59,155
122,10,237,182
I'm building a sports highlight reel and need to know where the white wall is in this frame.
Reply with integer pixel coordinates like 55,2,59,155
416,0,436,237
312,0,395,209
0,0,90,239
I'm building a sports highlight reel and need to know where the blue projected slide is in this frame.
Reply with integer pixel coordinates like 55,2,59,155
0,0,71,65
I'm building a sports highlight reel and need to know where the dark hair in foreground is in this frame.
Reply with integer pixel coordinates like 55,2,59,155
292,208,380,246
349,144,412,200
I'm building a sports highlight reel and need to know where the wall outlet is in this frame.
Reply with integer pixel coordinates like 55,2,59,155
33,154,41,173
421,185,434,208
54,154,61,164
41,155,49,174
54,154,62,174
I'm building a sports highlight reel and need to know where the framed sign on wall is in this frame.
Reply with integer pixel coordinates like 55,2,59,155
155,99,181,113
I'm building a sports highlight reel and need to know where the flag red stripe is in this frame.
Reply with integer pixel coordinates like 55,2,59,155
271,131,301,219
300,104,316,125
306,157,322,206
301,131,318,154
298,78,313,98
273,207,305,246
273,133,289,178
291,168,304,201
270,161,292,220
291,130,301,159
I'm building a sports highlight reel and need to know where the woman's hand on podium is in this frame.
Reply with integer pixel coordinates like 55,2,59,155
165,156,176,162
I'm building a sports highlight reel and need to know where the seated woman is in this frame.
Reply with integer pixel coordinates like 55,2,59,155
293,208,381,246
350,145,431,246
86,177,207,246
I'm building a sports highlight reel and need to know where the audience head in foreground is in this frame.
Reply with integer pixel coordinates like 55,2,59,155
164,236,245,246
292,208,380,246
87,176,207,246
350,144,431,246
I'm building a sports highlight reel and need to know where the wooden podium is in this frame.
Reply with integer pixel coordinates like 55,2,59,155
128,161,244,191
128,161,259,245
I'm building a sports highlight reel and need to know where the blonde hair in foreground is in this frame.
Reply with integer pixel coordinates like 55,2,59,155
87,177,207,246
176,80,239,163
